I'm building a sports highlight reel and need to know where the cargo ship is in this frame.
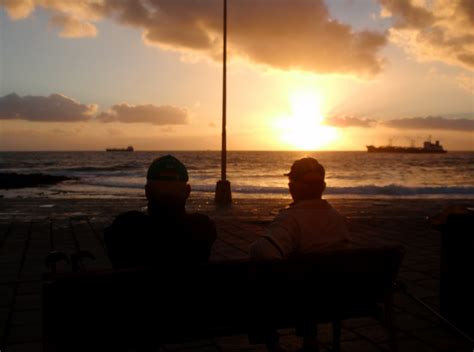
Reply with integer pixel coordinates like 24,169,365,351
367,139,446,153
106,146,134,152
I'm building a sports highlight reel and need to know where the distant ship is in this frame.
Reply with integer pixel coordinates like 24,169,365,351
367,139,447,153
106,146,134,152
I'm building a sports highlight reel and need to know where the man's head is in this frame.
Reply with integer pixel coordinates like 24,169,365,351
285,157,326,201
145,155,190,211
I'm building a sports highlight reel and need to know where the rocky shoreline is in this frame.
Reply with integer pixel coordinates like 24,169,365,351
0,172,76,189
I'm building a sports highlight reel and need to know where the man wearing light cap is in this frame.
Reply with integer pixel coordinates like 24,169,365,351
250,157,349,259
249,157,349,352
104,155,217,268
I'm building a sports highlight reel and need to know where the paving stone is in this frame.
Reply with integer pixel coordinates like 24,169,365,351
5,342,43,352
342,317,380,329
164,339,217,351
13,295,41,311
0,285,15,306
398,270,430,282
11,310,41,325
414,327,471,351
340,328,359,341
353,325,393,343
340,339,381,352
16,282,42,296
7,323,42,344
396,338,438,352
394,312,438,331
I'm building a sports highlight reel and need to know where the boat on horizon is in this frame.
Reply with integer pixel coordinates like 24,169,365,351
367,139,447,154
105,146,134,152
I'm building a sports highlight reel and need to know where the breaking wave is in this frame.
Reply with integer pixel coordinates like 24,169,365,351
81,179,474,197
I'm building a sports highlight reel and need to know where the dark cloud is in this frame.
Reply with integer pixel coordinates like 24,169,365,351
379,0,434,29
324,115,376,128
0,93,97,122
0,93,188,125
97,103,188,125
1,0,388,76
379,0,474,71
384,116,474,131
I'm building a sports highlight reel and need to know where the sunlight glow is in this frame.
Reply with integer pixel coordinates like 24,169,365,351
274,90,339,150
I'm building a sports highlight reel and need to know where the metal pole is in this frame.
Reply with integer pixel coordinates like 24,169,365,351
221,0,227,181
215,0,232,205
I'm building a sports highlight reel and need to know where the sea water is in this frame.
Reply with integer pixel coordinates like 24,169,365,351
1,151,473,199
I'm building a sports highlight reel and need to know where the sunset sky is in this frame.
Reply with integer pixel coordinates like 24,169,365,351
0,0,473,151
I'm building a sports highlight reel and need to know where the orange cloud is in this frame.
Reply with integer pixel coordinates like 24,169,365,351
379,0,474,71
0,0,103,37
0,0,388,76
324,115,376,128
0,0,35,19
97,103,188,125
384,116,474,131
456,73,474,95
50,13,97,38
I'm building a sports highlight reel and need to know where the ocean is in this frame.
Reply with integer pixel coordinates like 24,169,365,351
1,151,473,199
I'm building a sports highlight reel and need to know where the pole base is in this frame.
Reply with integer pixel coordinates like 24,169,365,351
215,180,232,205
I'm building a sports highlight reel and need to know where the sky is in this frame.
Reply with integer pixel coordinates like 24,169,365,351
0,0,473,151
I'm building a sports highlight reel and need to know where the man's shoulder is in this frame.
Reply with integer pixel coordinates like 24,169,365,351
185,212,217,241
112,210,148,225
105,211,150,237
185,212,215,226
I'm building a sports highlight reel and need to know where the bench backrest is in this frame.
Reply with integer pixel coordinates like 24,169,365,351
43,245,403,351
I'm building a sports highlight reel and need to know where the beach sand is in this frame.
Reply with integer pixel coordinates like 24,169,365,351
0,196,473,351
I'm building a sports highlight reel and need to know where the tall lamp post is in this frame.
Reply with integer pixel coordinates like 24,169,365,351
215,0,232,205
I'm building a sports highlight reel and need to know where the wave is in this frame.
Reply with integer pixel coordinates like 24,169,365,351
62,163,143,173
80,179,474,196
326,184,474,196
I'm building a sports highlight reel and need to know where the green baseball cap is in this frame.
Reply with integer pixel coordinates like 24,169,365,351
147,155,189,182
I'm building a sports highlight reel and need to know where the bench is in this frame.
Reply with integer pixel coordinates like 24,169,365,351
42,245,404,352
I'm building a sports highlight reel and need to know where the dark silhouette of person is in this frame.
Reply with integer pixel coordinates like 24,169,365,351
104,155,217,269
249,157,349,352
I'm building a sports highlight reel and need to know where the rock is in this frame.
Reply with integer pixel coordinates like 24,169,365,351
0,173,77,189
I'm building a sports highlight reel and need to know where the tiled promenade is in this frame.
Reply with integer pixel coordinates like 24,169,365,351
0,197,472,351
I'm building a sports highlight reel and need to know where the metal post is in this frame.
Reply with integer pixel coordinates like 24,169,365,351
221,0,227,182
215,0,232,205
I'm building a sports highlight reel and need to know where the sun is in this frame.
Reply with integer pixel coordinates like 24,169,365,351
274,91,338,150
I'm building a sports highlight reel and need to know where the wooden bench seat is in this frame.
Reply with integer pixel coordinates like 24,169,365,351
42,245,404,352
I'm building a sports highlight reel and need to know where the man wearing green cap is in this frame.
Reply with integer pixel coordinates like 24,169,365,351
249,157,349,352
104,155,217,268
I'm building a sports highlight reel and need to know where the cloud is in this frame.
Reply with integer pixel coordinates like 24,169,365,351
97,103,188,125
324,115,376,128
379,0,474,71
0,0,103,37
456,73,474,95
0,93,97,122
50,13,97,38
384,116,474,131
0,0,388,76
0,0,35,19
0,93,189,125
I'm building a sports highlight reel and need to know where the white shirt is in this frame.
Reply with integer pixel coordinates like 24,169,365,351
249,199,349,259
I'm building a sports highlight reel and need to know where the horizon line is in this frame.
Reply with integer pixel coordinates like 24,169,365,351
1,149,473,152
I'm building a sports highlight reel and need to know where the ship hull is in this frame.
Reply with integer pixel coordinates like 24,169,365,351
366,146,446,153
105,146,134,152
